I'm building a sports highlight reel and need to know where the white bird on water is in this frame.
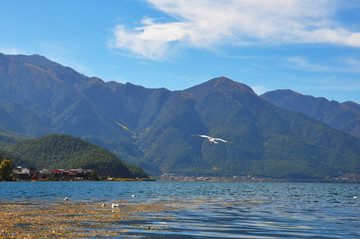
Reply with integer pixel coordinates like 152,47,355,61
193,135,229,146
112,203,120,208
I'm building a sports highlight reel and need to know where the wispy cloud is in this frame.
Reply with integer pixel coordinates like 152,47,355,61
345,57,360,70
108,0,360,60
314,77,360,91
0,47,26,55
286,57,330,72
286,56,360,73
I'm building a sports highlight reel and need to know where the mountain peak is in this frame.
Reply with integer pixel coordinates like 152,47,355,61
211,77,254,92
185,77,256,99
342,101,360,114
7,53,57,66
261,89,302,99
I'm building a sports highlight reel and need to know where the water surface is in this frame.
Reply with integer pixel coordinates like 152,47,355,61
1,181,359,238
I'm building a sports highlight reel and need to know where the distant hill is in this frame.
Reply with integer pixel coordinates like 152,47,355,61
0,127,25,149
1,53,360,179
261,90,360,138
6,134,148,178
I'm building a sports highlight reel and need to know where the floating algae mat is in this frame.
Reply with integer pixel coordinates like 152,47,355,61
0,199,188,238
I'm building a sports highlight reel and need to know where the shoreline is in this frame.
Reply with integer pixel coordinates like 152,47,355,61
1,178,359,183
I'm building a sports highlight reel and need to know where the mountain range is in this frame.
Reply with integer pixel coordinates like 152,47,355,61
0,53,360,179
261,90,360,138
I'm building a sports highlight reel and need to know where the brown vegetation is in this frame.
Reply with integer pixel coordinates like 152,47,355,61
0,199,185,238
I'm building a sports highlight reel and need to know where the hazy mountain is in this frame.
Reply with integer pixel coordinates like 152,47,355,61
0,127,25,149
261,90,360,138
1,53,360,179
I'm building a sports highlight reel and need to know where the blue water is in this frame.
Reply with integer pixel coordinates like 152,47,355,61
1,181,359,238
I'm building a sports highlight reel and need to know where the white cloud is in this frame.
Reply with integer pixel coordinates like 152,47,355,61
109,0,360,59
302,28,360,47
252,85,268,95
108,24,174,60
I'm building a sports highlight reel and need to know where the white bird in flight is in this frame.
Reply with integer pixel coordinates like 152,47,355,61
193,135,229,146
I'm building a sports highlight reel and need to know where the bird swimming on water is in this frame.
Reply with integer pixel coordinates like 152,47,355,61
193,135,229,146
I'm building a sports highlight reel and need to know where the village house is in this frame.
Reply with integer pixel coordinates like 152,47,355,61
13,167,92,181
13,166,38,180
51,169,91,180
39,169,52,178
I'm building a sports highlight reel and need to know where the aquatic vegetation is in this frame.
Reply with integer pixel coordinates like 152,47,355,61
0,199,185,238
1,181,359,238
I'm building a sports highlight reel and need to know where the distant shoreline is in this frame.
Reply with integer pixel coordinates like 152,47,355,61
157,175,360,183
6,177,156,182
3,177,358,183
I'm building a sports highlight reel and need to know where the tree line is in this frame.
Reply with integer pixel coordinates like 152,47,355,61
0,152,12,181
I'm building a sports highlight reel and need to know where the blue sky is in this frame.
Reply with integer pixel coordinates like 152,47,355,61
1,0,360,103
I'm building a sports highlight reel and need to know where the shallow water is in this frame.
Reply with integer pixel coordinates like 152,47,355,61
1,181,359,238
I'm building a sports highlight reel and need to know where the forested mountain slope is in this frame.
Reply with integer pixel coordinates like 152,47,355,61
6,134,147,178
261,89,360,138
1,53,360,178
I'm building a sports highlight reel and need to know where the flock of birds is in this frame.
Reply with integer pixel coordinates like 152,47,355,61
64,195,138,208
111,194,136,208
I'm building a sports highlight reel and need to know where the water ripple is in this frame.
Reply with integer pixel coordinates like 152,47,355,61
1,181,359,238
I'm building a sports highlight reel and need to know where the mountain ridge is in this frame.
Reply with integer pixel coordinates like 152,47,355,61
1,53,360,178
261,89,360,138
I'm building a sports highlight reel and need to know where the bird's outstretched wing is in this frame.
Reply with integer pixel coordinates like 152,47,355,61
193,135,211,139
214,137,228,143
193,135,229,142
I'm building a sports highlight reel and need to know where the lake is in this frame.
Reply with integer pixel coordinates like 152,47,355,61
0,181,359,238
